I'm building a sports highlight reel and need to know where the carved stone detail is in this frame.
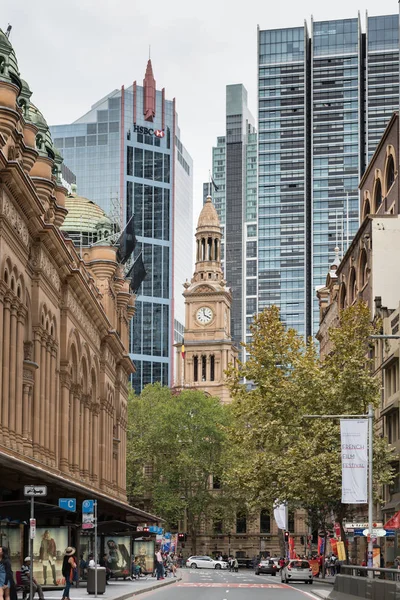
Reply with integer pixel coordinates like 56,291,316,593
30,245,61,292
67,292,101,348
2,196,30,248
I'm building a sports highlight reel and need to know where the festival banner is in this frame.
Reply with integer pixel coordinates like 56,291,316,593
289,536,296,559
340,419,368,504
318,536,325,555
330,538,338,556
309,559,319,576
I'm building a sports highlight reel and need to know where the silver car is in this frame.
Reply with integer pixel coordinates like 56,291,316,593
186,555,228,569
281,559,313,584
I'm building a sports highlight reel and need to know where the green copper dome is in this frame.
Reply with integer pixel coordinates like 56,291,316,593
0,29,21,90
62,194,115,247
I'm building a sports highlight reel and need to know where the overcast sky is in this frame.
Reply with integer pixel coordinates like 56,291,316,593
3,0,398,219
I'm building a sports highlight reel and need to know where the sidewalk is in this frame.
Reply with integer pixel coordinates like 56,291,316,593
40,574,181,600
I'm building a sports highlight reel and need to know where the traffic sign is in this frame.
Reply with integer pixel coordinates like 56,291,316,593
362,528,387,537
24,485,47,497
82,499,94,514
345,522,383,529
59,498,76,512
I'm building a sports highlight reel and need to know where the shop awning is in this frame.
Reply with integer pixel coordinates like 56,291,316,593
0,450,161,525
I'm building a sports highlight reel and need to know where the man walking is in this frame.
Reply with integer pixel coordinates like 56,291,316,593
155,549,164,580
21,557,44,600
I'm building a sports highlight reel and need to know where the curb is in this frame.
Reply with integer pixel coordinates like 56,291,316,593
109,576,182,599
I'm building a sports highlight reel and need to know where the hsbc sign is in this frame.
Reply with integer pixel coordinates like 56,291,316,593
133,124,165,138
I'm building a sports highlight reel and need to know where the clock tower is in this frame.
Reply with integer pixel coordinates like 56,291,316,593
175,195,238,403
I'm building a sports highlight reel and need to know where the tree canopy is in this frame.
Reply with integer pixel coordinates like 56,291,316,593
127,384,232,552
224,303,394,528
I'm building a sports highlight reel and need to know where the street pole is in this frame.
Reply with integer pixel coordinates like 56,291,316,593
30,497,34,600
368,403,374,574
285,503,289,560
94,500,97,598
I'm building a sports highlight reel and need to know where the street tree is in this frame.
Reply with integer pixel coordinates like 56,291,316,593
127,383,232,554
224,303,394,562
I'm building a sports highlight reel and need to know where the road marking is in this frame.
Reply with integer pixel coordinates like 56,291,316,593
281,583,325,599
176,583,285,588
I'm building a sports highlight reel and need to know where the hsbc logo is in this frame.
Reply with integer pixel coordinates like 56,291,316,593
134,124,165,138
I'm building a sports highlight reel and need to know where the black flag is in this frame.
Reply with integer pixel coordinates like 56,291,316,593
116,216,137,264
127,253,147,293
211,174,219,192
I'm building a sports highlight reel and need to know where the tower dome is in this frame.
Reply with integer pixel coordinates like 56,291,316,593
197,195,221,232
62,193,116,247
0,28,21,90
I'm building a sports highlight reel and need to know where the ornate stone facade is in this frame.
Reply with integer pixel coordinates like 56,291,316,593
0,28,150,523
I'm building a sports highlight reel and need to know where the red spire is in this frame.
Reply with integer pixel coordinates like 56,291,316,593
143,59,156,122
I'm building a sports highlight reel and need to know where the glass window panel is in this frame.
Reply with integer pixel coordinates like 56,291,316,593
134,148,143,178
144,150,153,179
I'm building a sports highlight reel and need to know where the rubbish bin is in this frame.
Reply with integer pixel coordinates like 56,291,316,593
87,567,106,595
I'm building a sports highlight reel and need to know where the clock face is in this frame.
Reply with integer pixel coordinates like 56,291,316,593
196,306,213,325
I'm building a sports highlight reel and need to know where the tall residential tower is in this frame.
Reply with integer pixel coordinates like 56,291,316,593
50,60,193,392
258,14,399,337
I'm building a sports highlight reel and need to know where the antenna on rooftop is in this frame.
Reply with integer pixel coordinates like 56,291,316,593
5,24,12,38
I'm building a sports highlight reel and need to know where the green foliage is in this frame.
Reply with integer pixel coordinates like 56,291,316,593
224,303,395,525
127,384,232,547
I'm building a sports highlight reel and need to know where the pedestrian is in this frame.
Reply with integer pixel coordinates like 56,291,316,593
40,531,57,586
155,549,164,581
99,554,111,583
61,547,76,600
329,554,336,577
21,557,44,600
233,558,238,573
0,547,16,600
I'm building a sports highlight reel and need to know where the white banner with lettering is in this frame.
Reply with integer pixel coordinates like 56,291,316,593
340,419,368,504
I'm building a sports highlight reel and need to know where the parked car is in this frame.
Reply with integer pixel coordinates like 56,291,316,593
186,556,228,569
255,559,278,576
281,559,313,584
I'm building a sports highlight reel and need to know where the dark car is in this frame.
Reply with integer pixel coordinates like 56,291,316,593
255,559,278,576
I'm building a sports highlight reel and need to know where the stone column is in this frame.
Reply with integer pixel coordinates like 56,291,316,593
91,404,99,483
0,290,4,434
39,335,47,455
99,405,106,488
32,330,42,456
83,400,90,478
59,372,70,473
49,345,57,462
2,295,11,444
8,301,18,447
68,387,74,469
15,307,25,451
72,388,80,474
22,341,38,456
45,340,51,461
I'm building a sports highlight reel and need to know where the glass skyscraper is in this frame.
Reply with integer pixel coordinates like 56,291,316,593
204,84,257,357
258,14,399,338
50,60,193,392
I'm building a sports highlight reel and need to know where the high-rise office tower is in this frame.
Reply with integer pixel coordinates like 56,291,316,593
258,14,399,337
50,60,193,392
204,84,257,356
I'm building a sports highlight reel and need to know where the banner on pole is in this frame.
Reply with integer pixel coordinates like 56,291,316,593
340,419,368,504
273,502,287,530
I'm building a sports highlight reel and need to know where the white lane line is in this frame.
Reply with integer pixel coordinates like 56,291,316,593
282,583,325,600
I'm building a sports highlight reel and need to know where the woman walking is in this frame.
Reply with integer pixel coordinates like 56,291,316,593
61,547,76,600
0,547,16,600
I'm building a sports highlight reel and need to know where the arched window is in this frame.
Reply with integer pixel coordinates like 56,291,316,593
386,155,395,191
201,355,207,381
374,178,382,212
359,249,368,289
362,198,370,221
210,355,215,381
214,239,218,261
194,356,198,382
348,268,356,304
339,283,347,311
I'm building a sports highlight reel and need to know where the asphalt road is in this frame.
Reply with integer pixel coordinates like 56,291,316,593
138,567,331,599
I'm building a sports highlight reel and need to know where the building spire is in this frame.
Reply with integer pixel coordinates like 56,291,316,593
143,57,156,122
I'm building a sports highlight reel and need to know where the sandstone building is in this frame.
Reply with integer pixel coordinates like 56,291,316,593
0,28,156,576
